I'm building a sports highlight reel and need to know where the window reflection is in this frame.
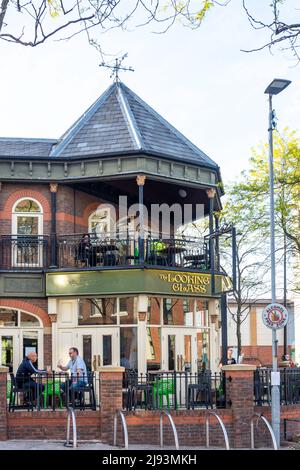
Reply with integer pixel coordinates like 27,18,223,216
0,309,18,327
120,327,137,371
78,298,117,325
119,298,137,324
146,327,161,371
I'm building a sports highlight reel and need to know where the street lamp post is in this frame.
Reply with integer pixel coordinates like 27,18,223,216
264,78,291,447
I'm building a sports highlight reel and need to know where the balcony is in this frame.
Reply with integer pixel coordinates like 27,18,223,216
56,234,210,271
0,235,49,270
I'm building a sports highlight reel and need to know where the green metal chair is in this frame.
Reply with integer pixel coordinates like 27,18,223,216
152,378,175,409
7,380,11,400
42,380,63,409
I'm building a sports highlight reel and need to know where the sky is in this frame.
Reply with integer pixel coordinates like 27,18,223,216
0,1,299,186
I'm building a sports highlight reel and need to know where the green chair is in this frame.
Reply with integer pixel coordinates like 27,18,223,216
152,379,175,409
42,380,63,409
7,380,11,400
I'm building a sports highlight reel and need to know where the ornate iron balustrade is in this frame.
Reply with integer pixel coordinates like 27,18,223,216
0,235,49,269
56,233,210,271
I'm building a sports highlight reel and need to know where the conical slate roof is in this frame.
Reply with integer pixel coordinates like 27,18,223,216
50,82,218,168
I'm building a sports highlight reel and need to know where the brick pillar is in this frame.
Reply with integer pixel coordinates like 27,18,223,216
223,364,256,448
98,366,125,445
0,366,9,440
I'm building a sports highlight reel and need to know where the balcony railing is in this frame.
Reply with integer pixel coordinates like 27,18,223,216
0,235,49,269
57,233,210,271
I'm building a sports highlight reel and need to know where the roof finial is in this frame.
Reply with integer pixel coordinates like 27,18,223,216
99,53,134,82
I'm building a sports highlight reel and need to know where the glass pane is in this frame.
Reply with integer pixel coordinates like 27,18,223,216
168,335,176,371
20,312,40,327
147,298,161,325
23,331,38,366
146,327,161,371
15,199,41,213
183,299,193,326
163,298,174,325
119,297,137,324
89,209,110,236
103,335,112,366
78,298,117,325
120,327,137,371
1,336,13,372
184,335,191,372
197,330,210,372
17,216,39,235
83,335,92,371
0,308,18,327
195,300,208,327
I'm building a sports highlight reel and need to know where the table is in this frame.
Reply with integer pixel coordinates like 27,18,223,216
159,246,187,266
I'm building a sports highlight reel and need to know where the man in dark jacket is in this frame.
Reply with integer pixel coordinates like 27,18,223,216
16,352,50,400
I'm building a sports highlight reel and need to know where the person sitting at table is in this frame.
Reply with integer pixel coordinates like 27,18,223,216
58,347,88,400
76,233,98,267
148,239,167,265
16,352,50,401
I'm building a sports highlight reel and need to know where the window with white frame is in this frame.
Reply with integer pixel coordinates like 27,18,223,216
88,208,111,237
12,198,43,267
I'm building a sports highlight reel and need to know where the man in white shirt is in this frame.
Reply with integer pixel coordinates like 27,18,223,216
58,347,88,398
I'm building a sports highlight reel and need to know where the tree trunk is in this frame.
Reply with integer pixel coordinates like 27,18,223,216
236,310,242,357
0,0,9,33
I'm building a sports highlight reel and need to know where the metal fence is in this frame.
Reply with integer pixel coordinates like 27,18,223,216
0,235,49,269
57,234,210,271
123,370,225,411
254,368,300,406
7,372,98,411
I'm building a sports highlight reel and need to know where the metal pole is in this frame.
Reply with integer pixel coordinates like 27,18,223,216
268,93,280,447
208,195,215,294
221,293,228,366
283,233,287,357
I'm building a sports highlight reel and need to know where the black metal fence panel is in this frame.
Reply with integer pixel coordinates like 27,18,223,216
123,370,225,411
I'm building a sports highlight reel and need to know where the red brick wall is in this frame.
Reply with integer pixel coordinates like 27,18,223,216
241,346,292,367
8,411,100,441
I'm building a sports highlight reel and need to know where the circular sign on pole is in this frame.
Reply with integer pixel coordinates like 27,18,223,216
262,303,289,330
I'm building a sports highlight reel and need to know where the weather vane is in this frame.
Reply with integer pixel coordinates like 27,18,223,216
99,53,134,82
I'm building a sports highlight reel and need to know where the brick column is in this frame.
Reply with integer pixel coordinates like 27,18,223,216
223,364,256,448
98,366,125,444
0,366,9,441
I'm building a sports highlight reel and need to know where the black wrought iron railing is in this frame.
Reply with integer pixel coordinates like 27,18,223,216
7,371,98,411
0,235,49,269
254,368,300,406
123,370,225,411
57,233,210,271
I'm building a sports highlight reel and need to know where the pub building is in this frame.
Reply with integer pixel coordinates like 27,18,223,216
0,79,231,376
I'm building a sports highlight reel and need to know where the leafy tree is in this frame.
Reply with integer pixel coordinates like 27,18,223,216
221,128,300,354
219,183,270,357
0,0,214,47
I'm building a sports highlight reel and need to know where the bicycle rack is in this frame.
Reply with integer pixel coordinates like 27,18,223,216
113,410,129,449
250,413,278,450
64,407,78,448
160,410,179,450
205,410,230,450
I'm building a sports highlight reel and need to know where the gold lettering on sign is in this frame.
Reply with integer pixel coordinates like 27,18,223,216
159,272,210,294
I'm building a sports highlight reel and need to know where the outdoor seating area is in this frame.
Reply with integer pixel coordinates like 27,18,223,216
7,372,97,411
254,368,300,406
57,234,211,271
123,370,224,411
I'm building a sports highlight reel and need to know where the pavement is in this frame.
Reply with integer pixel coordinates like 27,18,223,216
0,440,295,450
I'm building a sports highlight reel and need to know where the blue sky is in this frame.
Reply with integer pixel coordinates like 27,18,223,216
0,1,299,184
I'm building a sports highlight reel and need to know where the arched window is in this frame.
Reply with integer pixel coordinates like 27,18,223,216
12,198,43,267
12,198,43,235
88,208,111,237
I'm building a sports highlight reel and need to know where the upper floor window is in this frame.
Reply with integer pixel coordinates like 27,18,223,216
12,198,43,235
88,208,111,237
